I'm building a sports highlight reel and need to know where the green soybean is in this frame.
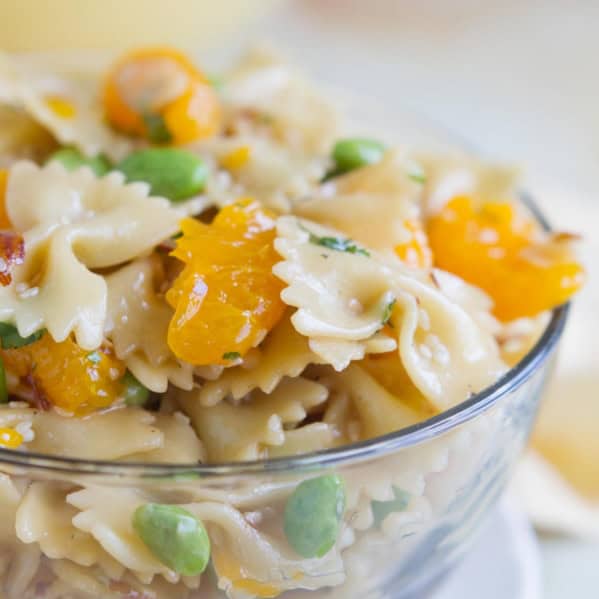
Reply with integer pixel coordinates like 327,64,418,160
0,323,44,349
48,147,111,176
284,474,345,558
332,138,386,174
117,148,208,202
0,356,8,403
121,371,150,407
132,504,210,576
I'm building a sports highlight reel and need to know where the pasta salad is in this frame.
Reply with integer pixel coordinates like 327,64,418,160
0,45,584,598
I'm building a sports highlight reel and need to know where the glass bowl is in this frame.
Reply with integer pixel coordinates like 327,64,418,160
0,302,567,599
0,103,569,598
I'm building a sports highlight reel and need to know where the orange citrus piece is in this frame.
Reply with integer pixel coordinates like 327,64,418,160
394,218,433,269
427,196,584,321
103,46,220,144
361,352,437,416
1,335,126,415
167,200,285,366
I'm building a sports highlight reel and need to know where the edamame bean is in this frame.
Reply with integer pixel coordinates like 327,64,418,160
117,148,208,202
283,474,345,558
48,147,111,176
132,503,210,576
121,371,150,406
332,138,386,174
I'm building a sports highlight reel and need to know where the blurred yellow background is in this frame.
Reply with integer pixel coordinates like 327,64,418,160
0,0,278,51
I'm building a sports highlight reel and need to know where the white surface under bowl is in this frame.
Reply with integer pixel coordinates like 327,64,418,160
433,497,541,599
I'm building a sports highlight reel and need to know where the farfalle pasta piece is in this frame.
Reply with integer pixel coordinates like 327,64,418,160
416,152,519,215
2,543,40,599
67,487,197,586
0,161,181,349
200,134,326,214
0,52,132,161
105,258,194,393
178,377,328,461
316,364,423,439
274,216,396,341
0,106,56,165
0,474,21,545
275,214,505,410
224,45,339,154
196,314,322,406
126,412,205,464
267,422,337,457
308,332,397,372
294,150,424,254
0,406,163,460
431,268,501,338
197,314,395,406
48,560,198,599
390,275,507,411
16,482,124,579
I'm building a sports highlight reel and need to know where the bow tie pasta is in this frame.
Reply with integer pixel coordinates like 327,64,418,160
0,45,584,599
1,161,181,350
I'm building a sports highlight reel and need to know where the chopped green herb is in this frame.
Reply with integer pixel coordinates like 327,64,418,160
87,351,102,364
371,486,410,528
222,351,241,361
207,74,224,91
0,323,44,349
408,170,427,184
321,166,344,183
302,227,370,257
143,113,173,144
0,356,7,403
381,298,397,326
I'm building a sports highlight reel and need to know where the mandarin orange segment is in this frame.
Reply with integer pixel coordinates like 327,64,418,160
103,46,220,144
0,335,126,415
166,200,285,366
427,196,584,321
361,352,437,416
394,218,433,269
